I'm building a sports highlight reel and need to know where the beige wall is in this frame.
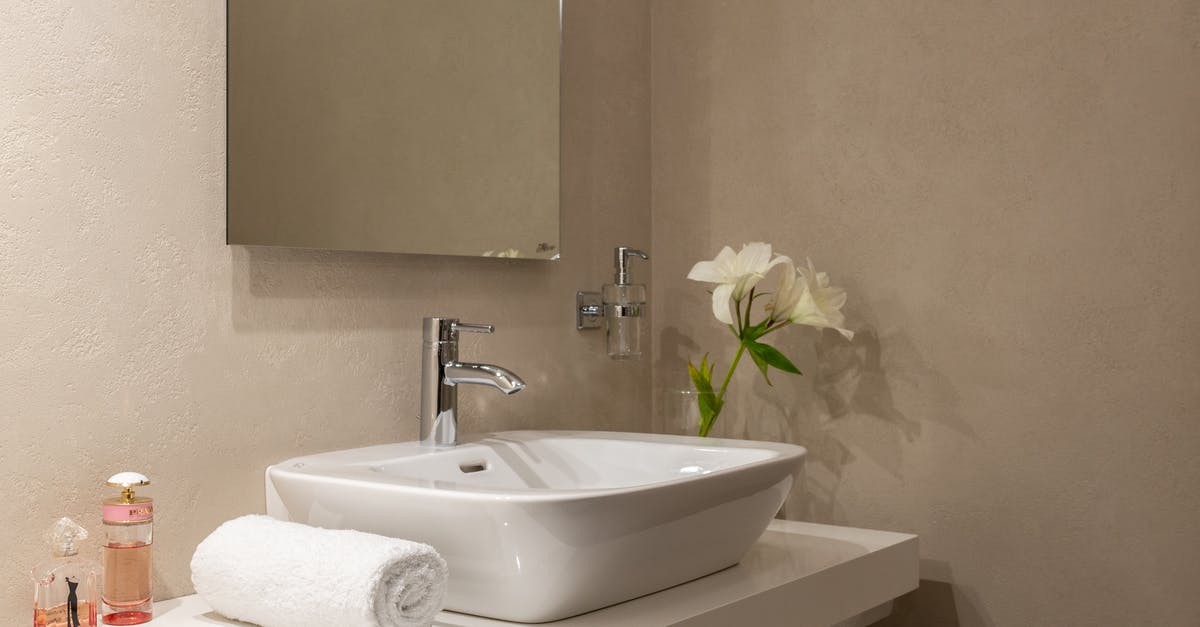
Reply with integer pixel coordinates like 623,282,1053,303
6,0,1199,623
651,1,1200,625
0,0,649,617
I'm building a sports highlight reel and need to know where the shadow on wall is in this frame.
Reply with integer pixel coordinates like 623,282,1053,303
656,321,920,522
228,245,551,333
654,325,702,430
709,292,976,523
735,325,925,523
222,245,647,435
874,561,995,627
876,579,961,627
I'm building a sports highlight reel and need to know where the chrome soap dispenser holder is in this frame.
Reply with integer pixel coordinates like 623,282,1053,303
577,246,649,358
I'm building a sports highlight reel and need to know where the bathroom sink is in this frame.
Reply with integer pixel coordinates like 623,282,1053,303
265,430,805,623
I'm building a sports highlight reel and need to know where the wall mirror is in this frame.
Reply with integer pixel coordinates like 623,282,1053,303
227,0,561,260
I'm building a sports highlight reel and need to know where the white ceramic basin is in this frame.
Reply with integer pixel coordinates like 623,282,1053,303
265,430,805,623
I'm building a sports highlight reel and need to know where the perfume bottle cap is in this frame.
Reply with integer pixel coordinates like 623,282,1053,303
107,471,150,491
45,517,88,557
104,472,153,524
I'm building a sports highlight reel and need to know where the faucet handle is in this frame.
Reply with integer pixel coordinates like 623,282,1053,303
450,322,494,335
424,317,496,342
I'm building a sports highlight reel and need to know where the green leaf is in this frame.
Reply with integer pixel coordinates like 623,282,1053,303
747,346,773,386
687,354,724,436
687,354,713,394
739,319,771,342
744,340,803,383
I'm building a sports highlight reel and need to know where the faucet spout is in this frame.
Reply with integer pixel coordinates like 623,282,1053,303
443,362,526,395
420,317,526,447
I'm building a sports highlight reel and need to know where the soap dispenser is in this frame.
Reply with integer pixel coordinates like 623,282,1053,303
602,247,649,358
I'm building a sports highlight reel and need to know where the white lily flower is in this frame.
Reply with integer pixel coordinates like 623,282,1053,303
767,259,804,321
482,248,522,258
772,258,853,340
687,242,792,324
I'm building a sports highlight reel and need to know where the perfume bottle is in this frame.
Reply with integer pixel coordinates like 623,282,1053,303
32,517,99,627
101,472,153,625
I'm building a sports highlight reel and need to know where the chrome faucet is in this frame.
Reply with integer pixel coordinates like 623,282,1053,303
419,317,526,447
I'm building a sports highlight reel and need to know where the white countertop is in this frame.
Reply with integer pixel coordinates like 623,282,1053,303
152,519,917,627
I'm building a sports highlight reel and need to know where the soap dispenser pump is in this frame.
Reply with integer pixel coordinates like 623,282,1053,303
577,246,649,359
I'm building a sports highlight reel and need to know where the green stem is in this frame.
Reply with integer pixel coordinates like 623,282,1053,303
698,344,746,437
698,292,786,437
743,288,755,331
716,343,746,404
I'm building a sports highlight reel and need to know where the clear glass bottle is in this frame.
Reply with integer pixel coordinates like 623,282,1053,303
602,282,646,358
32,517,99,627
101,472,153,625
601,247,649,359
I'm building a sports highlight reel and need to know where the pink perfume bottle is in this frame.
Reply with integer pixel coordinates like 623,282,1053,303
101,472,153,625
32,517,99,627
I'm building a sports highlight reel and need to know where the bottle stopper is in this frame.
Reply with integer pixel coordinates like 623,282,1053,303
44,517,88,557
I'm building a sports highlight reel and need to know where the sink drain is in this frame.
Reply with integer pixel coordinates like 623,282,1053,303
458,460,489,474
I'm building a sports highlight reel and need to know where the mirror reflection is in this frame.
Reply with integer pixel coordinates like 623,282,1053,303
228,0,561,259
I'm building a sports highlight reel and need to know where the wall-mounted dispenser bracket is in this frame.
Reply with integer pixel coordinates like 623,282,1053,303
577,291,603,329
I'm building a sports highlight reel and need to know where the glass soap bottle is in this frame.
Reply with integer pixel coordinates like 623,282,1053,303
602,247,649,359
32,517,99,627
101,472,153,625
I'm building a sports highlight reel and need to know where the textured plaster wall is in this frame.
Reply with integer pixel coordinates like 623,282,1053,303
651,1,1200,625
0,0,649,617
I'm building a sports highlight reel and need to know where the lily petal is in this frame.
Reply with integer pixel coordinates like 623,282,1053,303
731,272,760,301
687,246,738,283
788,258,854,340
713,246,738,271
768,260,801,320
823,286,848,311
766,253,793,272
691,257,724,282
736,242,774,275
686,259,726,284
711,283,736,325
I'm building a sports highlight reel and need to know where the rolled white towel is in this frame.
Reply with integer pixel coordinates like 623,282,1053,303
191,515,448,627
